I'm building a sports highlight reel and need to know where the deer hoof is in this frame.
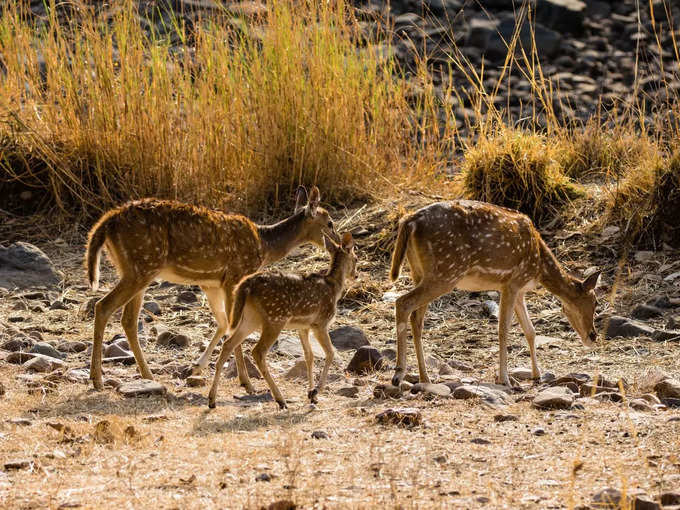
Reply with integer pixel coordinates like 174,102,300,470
308,389,318,404
277,400,288,410
391,371,404,387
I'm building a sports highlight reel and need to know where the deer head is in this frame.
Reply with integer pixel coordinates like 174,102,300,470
294,185,338,246
324,231,358,284
561,271,600,347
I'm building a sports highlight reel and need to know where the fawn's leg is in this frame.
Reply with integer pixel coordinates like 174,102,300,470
514,293,540,380
91,278,148,390
409,305,430,383
298,329,315,398
251,323,286,410
310,326,335,402
121,290,153,379
207,313,257,408
193,286,228,374
393,281,450,386
497,287,518,387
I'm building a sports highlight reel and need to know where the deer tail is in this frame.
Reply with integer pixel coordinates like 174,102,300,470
390,218,414,282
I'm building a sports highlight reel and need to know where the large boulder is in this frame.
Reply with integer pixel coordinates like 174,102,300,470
535,0,586,35
329,326,369,351
0,242,62,289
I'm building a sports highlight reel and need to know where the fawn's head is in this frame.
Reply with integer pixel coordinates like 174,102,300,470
294,186,338,246
324,231,358,284
562,271,601,347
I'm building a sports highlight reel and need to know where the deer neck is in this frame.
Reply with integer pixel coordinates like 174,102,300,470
537,239,579,303
324,255,348,302
256,211,307,267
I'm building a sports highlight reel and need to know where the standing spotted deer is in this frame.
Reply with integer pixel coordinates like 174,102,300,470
85,187,337,391
208,232,358,410
389,200,600,388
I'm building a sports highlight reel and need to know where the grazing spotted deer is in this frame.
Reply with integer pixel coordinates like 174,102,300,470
207,232,358,410
85,186,337,391
389,200,600,388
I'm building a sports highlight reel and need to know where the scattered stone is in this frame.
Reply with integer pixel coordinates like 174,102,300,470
580,384,621,397
532,427,547,436
261,500,296,510
311,430,328,440
284,360,308,380
5,351,37,364
662,398,680,408
224,356,262,379
410,382,451,398
493,414,518,422
23,353,65,373
329,326,369,351
447,358,473,372
93,420,115,444
57,341,88,353
0,242,62,289
142,414,169,423
79,297,98,318
637,393,661,405
118,380,167,398
375,408,422,427
3,459,34,471
255,473,272,482
346,346,385,375
631,304,664,320
65,369,90,383
452,385,508,406
373,384,402,399
399,381,413,393
176,290,198,304
143,301,161,315
275,335,324,358
591,488,662,509
533,386,575,410
102,355,136,365
652,329,680,342
7,418,32,426
380,348,396,361
103,342,132,359
606,316,655,339
659,493,680,506
186,376,206,388
629,399,654,412
0,381,4,397
104,378,122,389
336,386,359,398
49,300,69,310
1,337,33,352
509,367,535,381
156,331,191,349
471,437,491,444
654,378,680,399
481,300,499,321
29,342,64,360
438,362,454,376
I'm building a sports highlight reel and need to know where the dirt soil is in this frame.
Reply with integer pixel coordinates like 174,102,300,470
1,196,680,509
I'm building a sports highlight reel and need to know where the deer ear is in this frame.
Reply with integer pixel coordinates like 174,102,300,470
307,186,320,217
340,231,354,252
323,234,337,254
294,186,308,213
582,271,601,292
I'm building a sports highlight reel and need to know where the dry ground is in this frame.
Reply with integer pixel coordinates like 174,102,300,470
1,197,679,509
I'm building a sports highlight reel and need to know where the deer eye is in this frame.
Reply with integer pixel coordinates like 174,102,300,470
327,220,333,228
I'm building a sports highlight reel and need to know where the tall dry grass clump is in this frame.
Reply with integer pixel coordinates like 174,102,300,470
0,0,437,217
459,128,582,223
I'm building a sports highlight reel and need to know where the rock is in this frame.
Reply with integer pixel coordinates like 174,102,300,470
3,459,35,471
373,384,402,399
509,367,535,381
481,300,499,321
606,316,656,339
156,331,191,349
410,383,451,397
637,393,661,405
224,356,262,379
5,351,37,364
104,377,122,389
29,342,64,360
652,329,680,342
375,408,422,427
186,376,206,388
143,301,161,315
118,380,167,398
591,488,661,510
489,16,562,58
447,358,474,372
329,326,369,351
655,378,680,399
1,337,33,352
176,290,197,303
629,399,654,412
532,427,547,436
471,437,491,444
311,430,328,439
533,386,575,410
275,335,324,358
23,354,65,373
0,381,5,397
79,297,98,318
284,360,308,380
49,300,68,310
57,341,88,353
65,369,90,383
336,386,359,398
346,346,385,375
631,304,664,320
660,493,680,506
452,384,508,406
0,242,62,289
663,398,680,408
493,414,518,422
647,295,676,308
536,0,586,35
466,17,498,50
438,362,454,376
104,342,132,359
261,500,296,510
380,348,396,361
255,473,272,482
580,384,621,397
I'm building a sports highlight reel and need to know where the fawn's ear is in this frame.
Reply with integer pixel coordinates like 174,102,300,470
340,231,354,252
294,186,308,213
582,271,601,292
307,186,320,217
323,234,338,254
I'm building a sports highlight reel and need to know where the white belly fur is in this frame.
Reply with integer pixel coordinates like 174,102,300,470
156,269,222,287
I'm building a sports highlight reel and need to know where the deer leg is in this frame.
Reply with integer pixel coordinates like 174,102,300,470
497,287,518,387
514,293,540,380
251,324,287,410
298,329,315,399
121,291,153,380
207,312,257,409
91,278,148,390
310,326,335,402
410,305,430,383
392,282,448,386
193,286,228,375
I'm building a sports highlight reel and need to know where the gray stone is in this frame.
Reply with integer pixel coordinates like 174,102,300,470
5,351,37,364
156,331,191,349
224,356,262,379
57,341,88,353
1,337,33,352
481,300,499,321
452,384,508,405
533,386,575,410
49,300,69,310
311,430,328,440
536,0,586,35
329,326,369,351
375,408,422,427
176,290,197,303
631,304,664,320
104,342,132,359
655,378,680,399
346,347,385,375
493,414,518,422
0,381,5,397
652,329,680,342
275,335,324,358
447,358,474,372
336,386,359,398
0,242,62,289
660,493,680,506
29,342,64,360
3,459,34,471
606,316,655,339
102,355,136,365
373,384,403,399
23,354,65,373
410,383,451,397
117,380,167,398
143,301,161,315
186,376,206,387
509,367,535,381
629,399,654,412
284,360,307,380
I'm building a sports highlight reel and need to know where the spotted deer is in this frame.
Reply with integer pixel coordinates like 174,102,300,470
207,231,358,410
389,200,600,388
85,186,337,391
